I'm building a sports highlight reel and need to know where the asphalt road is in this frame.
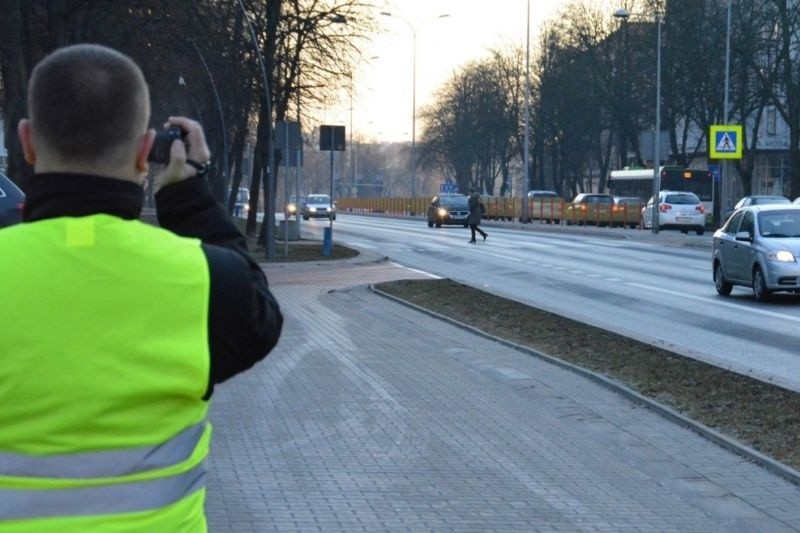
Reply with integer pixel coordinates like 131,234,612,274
298,213,800,393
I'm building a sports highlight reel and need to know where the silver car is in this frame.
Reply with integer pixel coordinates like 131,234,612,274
712,204,800,301
722,195,790,222
641,190,705,235
302,194,336,220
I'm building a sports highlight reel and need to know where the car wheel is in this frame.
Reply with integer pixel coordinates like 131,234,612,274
435,221,442,228
332,215,336,221
681,229,688,234
302,215,309,221
714,262,733,296
463,224,468,228
696,229,704,236
427,220,433,228
752,266,771,301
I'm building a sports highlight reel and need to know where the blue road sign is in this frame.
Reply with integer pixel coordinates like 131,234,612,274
439,183,459,194
708,164,721,183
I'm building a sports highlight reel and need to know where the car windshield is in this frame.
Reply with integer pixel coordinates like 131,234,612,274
664,193,699,205
615,197,639,205
758,211,800,238
236,189,249,203
439,196,467,207
530,192,558,198
307,195,331,203
584,196,613,204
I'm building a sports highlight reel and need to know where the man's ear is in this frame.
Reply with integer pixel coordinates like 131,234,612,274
135,129,156,173
18,119,36,166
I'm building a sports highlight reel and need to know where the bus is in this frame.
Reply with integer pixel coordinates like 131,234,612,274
607,167,714,225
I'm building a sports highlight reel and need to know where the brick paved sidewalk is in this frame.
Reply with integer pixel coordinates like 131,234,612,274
205,256,800,532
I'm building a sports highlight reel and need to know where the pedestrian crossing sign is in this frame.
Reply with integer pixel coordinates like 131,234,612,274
709,125,743,159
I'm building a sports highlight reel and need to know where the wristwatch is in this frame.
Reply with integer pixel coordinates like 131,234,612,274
186,159,210,176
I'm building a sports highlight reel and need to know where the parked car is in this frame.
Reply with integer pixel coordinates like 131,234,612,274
526,190,563,223
723,195,791,222
641,190,705,235
612,196,643,229
427,193,469,228
526,190,559,200
302,194,336,220
712,204,800,300
564,193,615,226
0,172,25,228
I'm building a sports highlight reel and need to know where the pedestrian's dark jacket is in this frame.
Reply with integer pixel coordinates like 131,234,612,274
468,193,482,226
22,173,283,400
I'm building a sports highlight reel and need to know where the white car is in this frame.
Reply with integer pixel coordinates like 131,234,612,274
641,190,705,235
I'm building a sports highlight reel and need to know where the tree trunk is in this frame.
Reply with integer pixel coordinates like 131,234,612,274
0,0,31,185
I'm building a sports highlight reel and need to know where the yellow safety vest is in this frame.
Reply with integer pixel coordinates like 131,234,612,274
0,214,211,532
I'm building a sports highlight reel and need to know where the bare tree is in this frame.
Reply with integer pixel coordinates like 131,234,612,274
418,49,523,196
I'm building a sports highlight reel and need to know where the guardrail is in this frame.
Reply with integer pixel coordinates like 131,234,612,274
335,197,645,229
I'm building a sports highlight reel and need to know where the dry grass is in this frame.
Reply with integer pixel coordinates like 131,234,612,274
238,218,360,262
375,278,800,472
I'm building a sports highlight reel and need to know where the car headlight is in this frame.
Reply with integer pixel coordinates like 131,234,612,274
287,204,296,214
437,208,447,217
767,250,796,262
309,207,316,212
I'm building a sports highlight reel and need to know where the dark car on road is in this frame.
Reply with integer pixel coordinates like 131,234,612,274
427,193,469,228
0,172,25,228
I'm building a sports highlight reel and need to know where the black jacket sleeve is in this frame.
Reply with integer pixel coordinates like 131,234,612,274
155,177,283,399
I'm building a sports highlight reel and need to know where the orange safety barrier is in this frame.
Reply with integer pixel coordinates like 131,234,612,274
331,197,644,230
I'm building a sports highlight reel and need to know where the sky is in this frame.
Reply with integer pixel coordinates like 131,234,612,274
325,0,565,143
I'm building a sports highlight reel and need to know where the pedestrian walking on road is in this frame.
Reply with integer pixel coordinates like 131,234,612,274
0,44,283,531
468,188,488,243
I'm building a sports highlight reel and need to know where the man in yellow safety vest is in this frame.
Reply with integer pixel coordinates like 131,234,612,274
0,43,283,531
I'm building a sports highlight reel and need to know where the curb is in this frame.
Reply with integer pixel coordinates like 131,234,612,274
259,241,388,268
369,284,800,488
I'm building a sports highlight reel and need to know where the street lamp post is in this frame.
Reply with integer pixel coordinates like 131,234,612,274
613,8,663,234
380,11,450,200
237,0,275,259
721,0,732,224
613,8,630,170
522,0,531,223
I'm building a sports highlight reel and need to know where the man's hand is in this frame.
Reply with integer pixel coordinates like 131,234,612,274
155,116,212,190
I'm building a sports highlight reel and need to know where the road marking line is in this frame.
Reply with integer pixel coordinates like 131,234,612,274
388,262,441,278
627,282,800,323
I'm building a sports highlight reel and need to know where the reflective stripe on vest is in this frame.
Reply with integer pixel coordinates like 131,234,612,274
0,462,205,520
0,422,205,479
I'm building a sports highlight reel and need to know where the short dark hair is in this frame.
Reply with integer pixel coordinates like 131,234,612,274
28,44,149,162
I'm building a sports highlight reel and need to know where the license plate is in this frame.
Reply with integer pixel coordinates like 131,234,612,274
676,216,692,223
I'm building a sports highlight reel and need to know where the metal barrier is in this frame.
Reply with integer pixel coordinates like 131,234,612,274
334,197,644,230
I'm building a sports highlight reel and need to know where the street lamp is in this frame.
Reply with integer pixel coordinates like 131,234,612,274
522,0,531,222
237,0,275,259
380,11,450,199
613,8,663,234
613,8,630,170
